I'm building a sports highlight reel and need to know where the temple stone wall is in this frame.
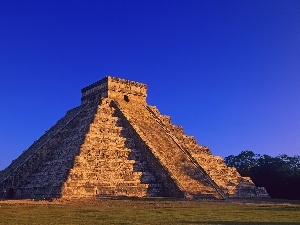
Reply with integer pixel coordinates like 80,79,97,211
81,76,147,105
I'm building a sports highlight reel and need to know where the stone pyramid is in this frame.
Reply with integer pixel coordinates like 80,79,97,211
0,76,268,200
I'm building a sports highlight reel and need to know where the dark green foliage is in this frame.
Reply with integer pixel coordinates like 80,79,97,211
225,151,300,200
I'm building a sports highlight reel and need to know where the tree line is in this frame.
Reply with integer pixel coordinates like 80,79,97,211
224,151,300,200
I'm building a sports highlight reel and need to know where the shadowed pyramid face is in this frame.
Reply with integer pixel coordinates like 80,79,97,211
0,76,269,200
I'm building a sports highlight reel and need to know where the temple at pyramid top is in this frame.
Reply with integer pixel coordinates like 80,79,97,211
81,76,147,104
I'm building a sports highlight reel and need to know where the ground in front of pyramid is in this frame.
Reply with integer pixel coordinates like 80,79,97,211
0,76,269,200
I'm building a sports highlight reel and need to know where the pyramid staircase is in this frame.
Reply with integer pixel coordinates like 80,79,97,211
62,99,165,198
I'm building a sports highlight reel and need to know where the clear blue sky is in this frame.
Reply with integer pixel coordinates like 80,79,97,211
0,0,299,170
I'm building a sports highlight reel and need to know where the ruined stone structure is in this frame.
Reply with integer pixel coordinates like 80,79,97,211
0,76,269,199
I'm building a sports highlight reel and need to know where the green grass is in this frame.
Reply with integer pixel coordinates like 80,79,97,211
0,198,299,225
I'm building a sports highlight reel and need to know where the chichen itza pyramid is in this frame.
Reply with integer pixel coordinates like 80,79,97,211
0,76,268,200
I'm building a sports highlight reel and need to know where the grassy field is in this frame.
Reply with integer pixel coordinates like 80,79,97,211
0,198,300,225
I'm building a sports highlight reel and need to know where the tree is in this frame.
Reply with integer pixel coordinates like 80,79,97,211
224,150,259,176
225,152,300,200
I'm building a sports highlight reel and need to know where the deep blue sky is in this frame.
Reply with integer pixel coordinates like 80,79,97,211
0,0,299,170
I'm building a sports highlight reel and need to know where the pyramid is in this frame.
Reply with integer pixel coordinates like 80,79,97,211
0,76,268,200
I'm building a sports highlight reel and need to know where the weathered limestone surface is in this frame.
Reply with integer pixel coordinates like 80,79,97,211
115,101,225,199
62,99,165,198
0,76,269,199
145,106,269,198
0,101,99,199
